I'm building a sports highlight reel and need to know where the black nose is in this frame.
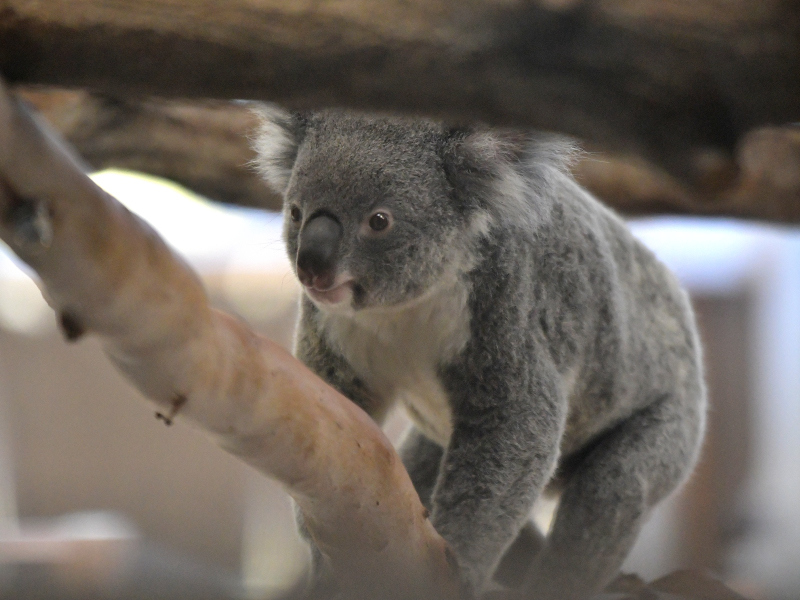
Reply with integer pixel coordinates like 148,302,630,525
296,213,342,289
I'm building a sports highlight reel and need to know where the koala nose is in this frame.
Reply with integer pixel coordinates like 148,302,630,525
296,213,342,289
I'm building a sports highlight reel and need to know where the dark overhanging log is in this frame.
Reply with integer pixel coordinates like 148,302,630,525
573,127,800,222
15,87,279,209
16,87,800,222
2,0,799,196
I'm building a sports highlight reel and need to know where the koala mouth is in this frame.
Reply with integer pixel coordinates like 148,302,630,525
304,276,355,306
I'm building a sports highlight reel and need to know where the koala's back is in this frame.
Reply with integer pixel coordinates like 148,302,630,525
476,170,704,460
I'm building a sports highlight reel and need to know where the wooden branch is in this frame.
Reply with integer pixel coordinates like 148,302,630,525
573,126,800,222
2,0,798,190
18,87,800,222
0,78,459,600
15,87,281,210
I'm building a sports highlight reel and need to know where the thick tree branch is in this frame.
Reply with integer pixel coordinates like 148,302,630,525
1,0,798,190
0,78,459,600
573,126,800,222
18,87,800,222
16,87,280,209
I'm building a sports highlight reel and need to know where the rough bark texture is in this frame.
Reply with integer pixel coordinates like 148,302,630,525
17,87,800,222
573,128,800,222
2,0,798,192
16,87,279,209
0,77,460,600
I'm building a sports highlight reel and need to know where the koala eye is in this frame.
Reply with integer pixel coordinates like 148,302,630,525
368,211,392,232
289,206,302,223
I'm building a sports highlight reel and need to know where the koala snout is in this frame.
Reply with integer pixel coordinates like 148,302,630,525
296,213,342,289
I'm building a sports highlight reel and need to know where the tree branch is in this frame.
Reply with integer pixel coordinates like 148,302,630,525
0,77,459,600
17,87,800,222
15,87,282,210
573,126,800,222
2,0,798,190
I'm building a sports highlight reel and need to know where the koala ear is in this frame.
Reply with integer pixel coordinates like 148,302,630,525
251,104,308,195
442,126,577,187
440,127,526,209
444,126,576,170
441,125,577,225
443,127,532,170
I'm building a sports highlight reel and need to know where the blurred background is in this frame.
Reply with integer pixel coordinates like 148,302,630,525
0,170,799,600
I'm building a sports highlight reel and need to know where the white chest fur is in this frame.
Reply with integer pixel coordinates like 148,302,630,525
318,277,472,446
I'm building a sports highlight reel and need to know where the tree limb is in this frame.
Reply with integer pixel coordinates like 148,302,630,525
17,87,800,222
2,0,798,189
573,126,800,222
0,77,459,600
15,87,281,210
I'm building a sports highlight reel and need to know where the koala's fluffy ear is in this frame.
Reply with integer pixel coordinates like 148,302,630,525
440,127,530,209
442,126,577,225
251,104,307,195
444,127,574,173
446,127,527,165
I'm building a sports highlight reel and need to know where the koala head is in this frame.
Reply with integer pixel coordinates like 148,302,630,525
253,106,568,312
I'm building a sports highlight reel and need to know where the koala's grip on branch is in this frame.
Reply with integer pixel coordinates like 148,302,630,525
0,77,460,600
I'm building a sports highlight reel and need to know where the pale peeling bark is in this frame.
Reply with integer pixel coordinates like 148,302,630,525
0,78,460,600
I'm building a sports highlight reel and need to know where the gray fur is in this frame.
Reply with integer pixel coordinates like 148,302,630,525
254,107,706,599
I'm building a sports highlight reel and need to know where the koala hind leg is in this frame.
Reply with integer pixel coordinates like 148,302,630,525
493,521,546,588
523,389,705,600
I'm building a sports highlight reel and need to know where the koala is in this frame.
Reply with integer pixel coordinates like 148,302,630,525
253,107,706,600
